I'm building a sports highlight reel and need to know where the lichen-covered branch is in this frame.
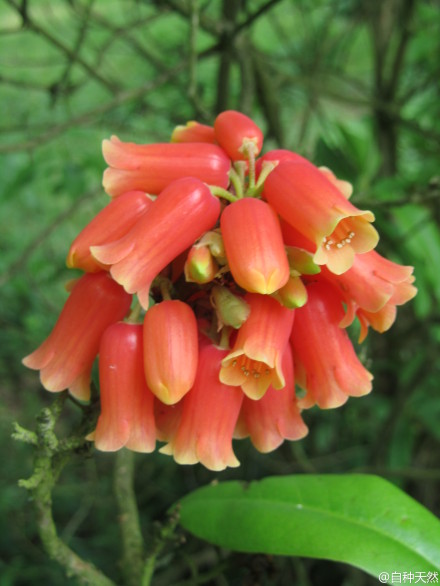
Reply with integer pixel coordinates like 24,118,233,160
15,395,115,586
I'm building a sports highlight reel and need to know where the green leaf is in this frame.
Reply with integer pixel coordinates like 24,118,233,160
179,475,440,580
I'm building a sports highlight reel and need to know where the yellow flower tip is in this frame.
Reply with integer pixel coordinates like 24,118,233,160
314,243,356,275
66,250,76,269
137,285,153,311
68,378,91,402
220,352,282,400
152,382,183,406
245,268,288,295
85,430,95,441
159,444,173,457
314,214,380,274
240,376,273,400
170,124,186,142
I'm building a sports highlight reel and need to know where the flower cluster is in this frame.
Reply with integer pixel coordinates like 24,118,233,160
23,111,417,470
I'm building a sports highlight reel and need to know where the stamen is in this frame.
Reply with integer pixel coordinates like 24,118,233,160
323,230,355,251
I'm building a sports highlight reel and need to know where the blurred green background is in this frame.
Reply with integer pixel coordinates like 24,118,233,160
1,0,439,584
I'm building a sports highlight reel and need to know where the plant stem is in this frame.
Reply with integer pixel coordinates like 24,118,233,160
114,449,145,586
141,507,180,586
209,185,238,203
229,167,244,198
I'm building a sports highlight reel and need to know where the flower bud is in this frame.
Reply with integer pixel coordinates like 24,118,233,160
198,230,226,263
214,110,263,161
286,246,321,277
221,198,289,294
211,286,250,329
143,300,198,405
184,246,218,284
272,276,308,309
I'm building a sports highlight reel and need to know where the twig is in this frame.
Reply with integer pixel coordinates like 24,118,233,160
50,0,95,103
0,186,101,287
5,0,118,94
142,507,181,586
0,60,187,154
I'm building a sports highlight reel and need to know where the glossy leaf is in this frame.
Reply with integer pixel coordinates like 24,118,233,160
179,475,440,580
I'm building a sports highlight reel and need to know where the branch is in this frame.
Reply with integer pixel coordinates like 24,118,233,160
141,508,181,586
0,186,100,287
387,0,416,97
233,0,282,36
114,450,144,586
0,62,186,154
16,395,114,586
50,0,95,103
160,0,223,36
5,0,118,94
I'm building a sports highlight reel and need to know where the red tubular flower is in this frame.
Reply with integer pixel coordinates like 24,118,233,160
236,346,308,453
221,198,290,294
214,110,263,160
66,191,153,272
290,280,373,409
264,162,379,274
318,166,353,199
320,250,417,339
143,300,198,405
102,136,230,196
160,342,243,471
90,322,156,452
256,149,313,179
220,293,295,400
171,121,216,144
154,399,183,443
91,178,221,308
22,273,132,400
357,304,397,342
